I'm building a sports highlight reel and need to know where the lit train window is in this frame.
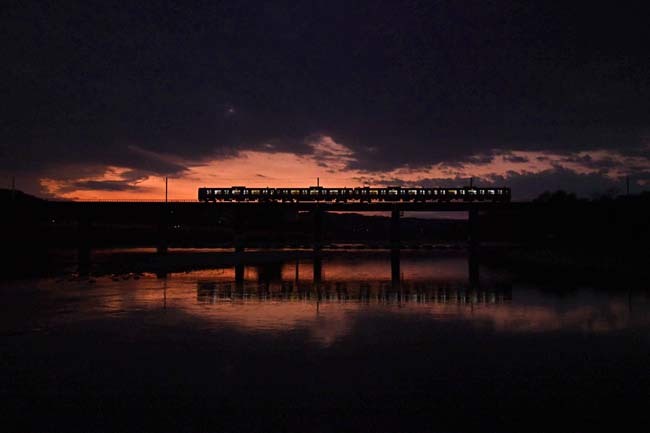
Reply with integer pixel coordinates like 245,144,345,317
310,189,319,195
408,189,418,194
449,189,457,195
283,189,289,194
224,190,229,194
488,189,495,194
291,189,300,195
251,189,260,195
361,190,367,195
370,190,378,195
380,190,386,195
243,190,249,195
389,189,398,195
330,190,338,194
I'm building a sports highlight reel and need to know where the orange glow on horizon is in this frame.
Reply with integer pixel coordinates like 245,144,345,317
38,136,648,200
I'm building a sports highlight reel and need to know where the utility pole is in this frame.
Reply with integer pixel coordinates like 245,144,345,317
165,177,168,203
317,177,319,187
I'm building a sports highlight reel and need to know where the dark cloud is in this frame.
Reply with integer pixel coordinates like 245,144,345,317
503,154,530,164
2,0,649,197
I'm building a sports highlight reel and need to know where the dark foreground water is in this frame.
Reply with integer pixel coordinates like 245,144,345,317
1,249,649,432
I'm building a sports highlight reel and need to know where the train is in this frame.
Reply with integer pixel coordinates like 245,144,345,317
198,186,511,203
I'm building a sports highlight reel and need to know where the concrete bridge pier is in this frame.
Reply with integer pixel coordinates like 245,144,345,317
467,206,480,287
313,208,324,251
157,210,168,255
468,207,479,248
233,209,245,253
390,208,401,248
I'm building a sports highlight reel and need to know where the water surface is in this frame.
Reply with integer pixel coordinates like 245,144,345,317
2,249,649,432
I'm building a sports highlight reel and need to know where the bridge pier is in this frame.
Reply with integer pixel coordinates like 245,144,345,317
313,208,324,250
233,208,245,253
467,207,480,288
390,208,401,248
468,207,479,248
157,209,168,255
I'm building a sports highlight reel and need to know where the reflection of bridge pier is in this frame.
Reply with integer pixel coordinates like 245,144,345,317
235,262,245,290
391,248,401,290
469,247,480,289
313,253,322,288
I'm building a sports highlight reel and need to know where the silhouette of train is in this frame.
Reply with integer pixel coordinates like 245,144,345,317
198,186,511,202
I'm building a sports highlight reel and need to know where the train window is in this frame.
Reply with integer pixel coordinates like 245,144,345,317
479,189,485,195
361,190,367,195
302,190,308,194
224,190,229,194
389,189,398,195
488,189,495,195
420,190,426,195
408,189,418,195
251,190,260,195
291,189,300,195
243,190,249,195
497,189,503,194
380,190,387,195
459,190,465,195
262,189,268,194
330,190,338,194
310,189,320,195
370,190,378,195
283,189,289,194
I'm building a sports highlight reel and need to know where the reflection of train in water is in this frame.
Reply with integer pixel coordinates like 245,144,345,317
198,186,511,202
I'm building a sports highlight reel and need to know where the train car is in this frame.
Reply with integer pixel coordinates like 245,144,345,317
198,186,511,203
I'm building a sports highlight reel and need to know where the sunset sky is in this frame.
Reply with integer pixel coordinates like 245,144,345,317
2,1,649,200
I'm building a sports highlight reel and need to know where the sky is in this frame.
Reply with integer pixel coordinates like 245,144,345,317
1,0,649,200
